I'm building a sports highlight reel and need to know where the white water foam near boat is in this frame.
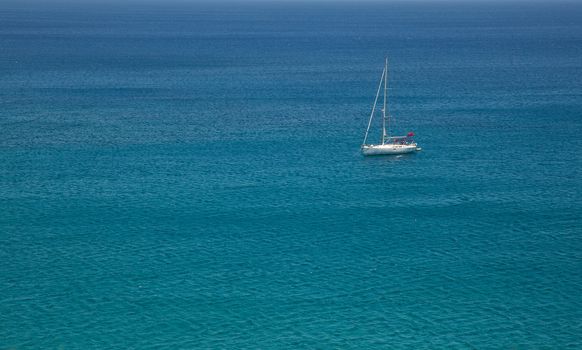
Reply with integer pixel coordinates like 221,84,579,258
361,58,421,156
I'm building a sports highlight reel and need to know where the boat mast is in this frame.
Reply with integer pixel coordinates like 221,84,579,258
362,64,386,146
382,57,388,144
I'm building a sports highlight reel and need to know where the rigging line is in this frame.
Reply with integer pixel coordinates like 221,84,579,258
382,57,387,144
362,66,386,146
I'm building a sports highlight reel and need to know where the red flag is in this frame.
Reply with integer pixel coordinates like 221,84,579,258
407,132,415,137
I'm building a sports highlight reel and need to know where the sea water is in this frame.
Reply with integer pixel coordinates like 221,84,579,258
1,1,581,348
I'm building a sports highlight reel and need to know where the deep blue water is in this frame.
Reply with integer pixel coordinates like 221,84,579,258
1,1,582,348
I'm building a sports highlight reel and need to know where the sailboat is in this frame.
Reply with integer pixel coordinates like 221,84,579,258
361,58,421,156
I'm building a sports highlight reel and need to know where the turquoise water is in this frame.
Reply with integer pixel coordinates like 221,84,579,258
1,1,582,348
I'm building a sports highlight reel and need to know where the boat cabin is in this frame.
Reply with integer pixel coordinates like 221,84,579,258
385,133,415,145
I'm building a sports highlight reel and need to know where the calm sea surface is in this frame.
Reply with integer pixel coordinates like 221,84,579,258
1,1,581,348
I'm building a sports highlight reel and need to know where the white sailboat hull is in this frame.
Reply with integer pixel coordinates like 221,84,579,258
361,143,419,156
